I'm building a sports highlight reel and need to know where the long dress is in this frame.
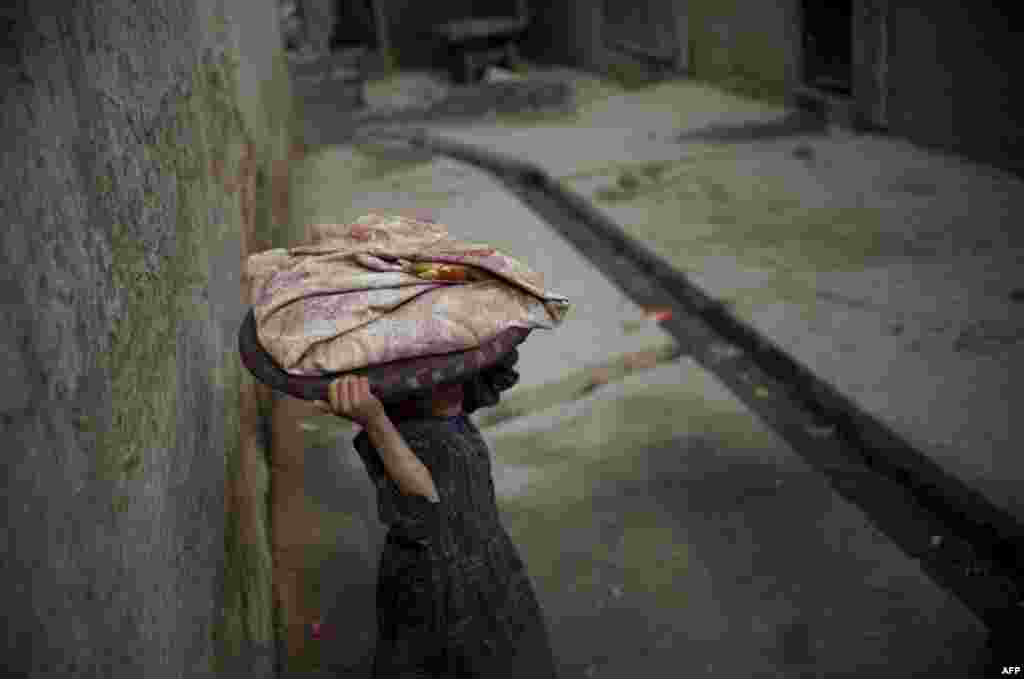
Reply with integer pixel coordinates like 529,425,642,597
352,413,558,678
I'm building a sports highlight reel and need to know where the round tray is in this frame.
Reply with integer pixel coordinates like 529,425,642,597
238,308,530,404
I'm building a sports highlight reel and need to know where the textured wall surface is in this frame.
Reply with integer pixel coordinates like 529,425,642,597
0,0,298,676
527,0,799,101
298,0,336,54
884,3,1023,176
852,0,888,128
685,0,801,102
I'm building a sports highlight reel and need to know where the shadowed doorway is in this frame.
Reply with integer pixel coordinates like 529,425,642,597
602,0,683,67
331,0,379,50
802,0,853,95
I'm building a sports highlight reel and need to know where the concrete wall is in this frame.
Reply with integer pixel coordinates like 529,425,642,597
299,0,336,54
883,3,1023,176
525,0,800,102
678,0,1024,177
684,0,802,102
0,0,300,676
851,0,886,129
645,0,1023,176
563,0,606,70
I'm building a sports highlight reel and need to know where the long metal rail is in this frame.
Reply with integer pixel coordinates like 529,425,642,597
359,126,1024,654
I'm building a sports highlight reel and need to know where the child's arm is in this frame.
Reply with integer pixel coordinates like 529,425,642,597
362,412,440,503
316,376,440,503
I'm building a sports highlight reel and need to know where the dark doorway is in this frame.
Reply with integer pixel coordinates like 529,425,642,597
801,0,853,96
331,0,378,50
602,0,680,65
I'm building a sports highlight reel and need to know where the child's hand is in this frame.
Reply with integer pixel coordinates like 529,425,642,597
314,376,386,427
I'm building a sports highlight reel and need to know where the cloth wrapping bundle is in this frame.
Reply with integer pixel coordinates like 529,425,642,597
245,213,571,377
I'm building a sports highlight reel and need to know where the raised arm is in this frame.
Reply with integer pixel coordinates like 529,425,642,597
316,376,440,503
361,410,440,503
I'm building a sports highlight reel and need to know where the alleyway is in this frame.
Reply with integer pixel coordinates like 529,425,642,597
281,64,1021,677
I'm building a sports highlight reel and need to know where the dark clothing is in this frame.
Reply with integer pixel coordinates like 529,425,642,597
353,414,557,678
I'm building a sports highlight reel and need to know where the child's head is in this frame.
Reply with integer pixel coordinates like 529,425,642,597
460,347,520,414
383,347,520,420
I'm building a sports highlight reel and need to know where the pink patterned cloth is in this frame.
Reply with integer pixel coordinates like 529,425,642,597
245,214,571,377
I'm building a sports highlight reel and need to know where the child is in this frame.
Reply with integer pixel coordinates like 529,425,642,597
314,350,559,678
